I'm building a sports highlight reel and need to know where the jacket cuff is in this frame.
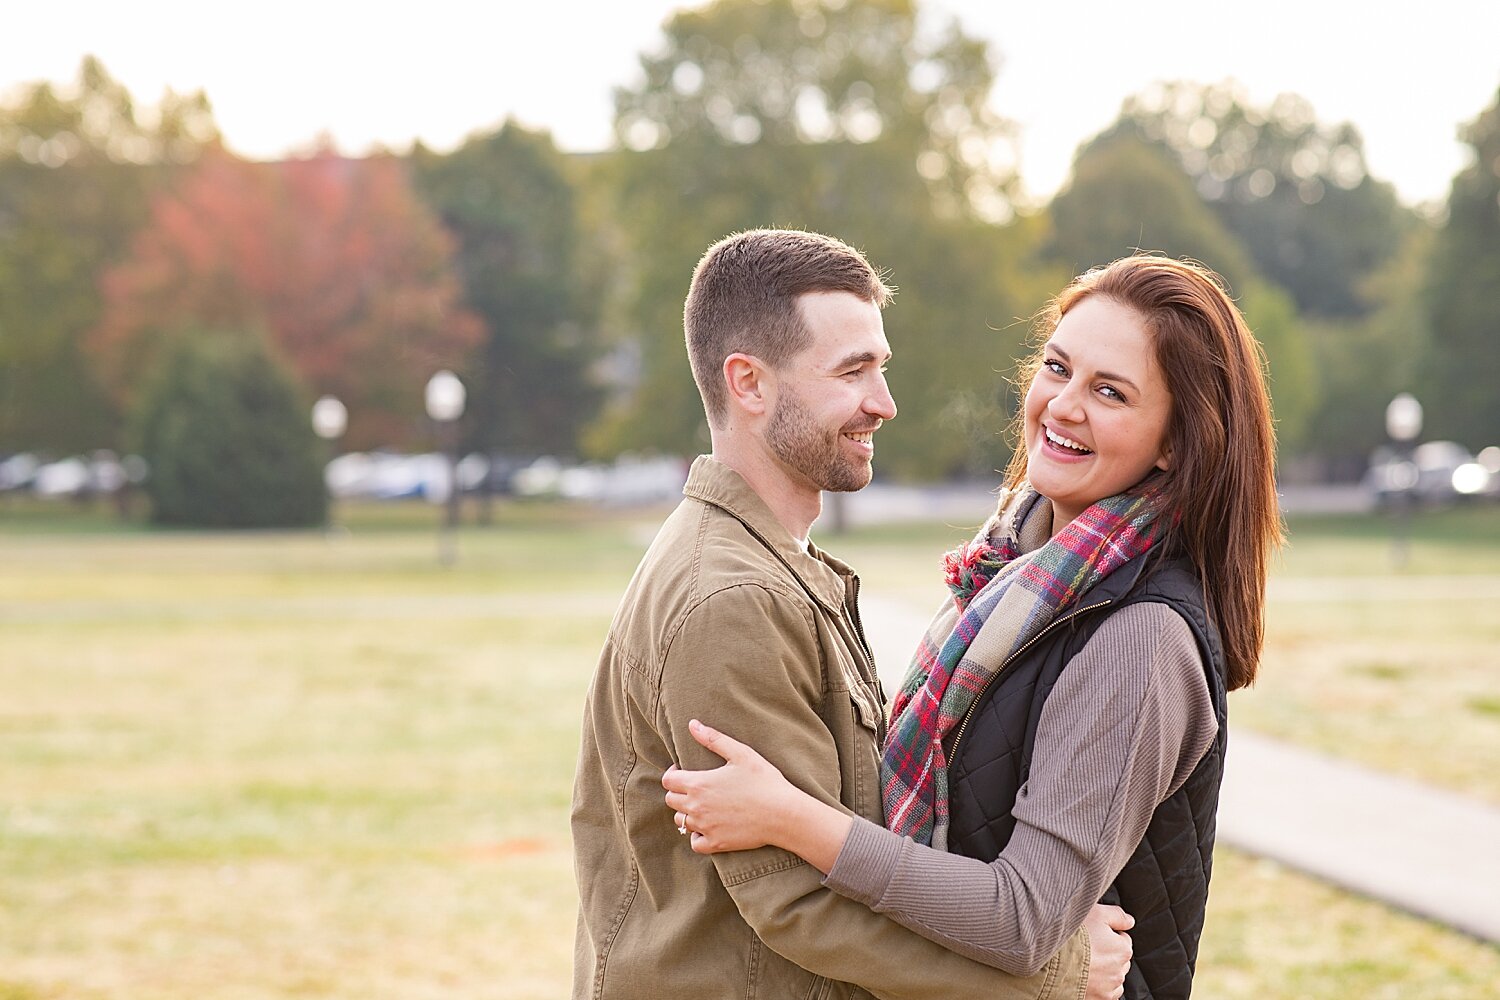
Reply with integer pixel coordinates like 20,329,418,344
822,814,904,906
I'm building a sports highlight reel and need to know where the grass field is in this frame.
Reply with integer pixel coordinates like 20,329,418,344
2,497,1498,998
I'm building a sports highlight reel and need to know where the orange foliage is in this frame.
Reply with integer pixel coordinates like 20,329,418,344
91,148,482,448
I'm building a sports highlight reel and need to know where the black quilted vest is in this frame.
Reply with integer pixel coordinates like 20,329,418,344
945,553,1228,1000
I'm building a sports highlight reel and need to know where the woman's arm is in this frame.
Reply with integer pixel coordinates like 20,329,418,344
665,602,1214,976
825,603,1215,974
664,717,1138,992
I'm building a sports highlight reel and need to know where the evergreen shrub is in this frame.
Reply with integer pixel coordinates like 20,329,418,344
133,332,326,528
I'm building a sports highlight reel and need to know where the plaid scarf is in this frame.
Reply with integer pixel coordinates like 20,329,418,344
880,484,1162,849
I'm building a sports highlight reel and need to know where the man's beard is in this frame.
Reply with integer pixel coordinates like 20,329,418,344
766,386,872,493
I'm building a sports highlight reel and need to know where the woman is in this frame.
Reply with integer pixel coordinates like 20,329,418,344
663,254,1281,1000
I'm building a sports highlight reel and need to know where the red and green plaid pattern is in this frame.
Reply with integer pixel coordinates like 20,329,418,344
881,486,1162,848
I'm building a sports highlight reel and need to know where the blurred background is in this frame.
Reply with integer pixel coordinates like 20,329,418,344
2,2,1498,998
1,0,1498,510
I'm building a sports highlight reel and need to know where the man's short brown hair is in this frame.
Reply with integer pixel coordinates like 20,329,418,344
684,229,892,427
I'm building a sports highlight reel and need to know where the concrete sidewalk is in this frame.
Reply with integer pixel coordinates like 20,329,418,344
1217,733,1500,942
859,593,1500,944
840,480,1371,530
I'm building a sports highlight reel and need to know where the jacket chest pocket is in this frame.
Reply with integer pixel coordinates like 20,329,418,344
850,682,883,737
836,672,885,820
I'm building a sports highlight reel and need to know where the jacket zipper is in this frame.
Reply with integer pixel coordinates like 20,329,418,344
946,598,1114,762
847,574,888,730
849,574,875,667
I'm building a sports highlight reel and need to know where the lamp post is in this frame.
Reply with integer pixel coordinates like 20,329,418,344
1385,392,1422,569
311,394,347,533
425,370,466,566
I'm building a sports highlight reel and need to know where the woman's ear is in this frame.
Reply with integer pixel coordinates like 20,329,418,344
1155,442,1172,472
724,353,771,417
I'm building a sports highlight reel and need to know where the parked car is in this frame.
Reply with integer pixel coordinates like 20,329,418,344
1364,440,1479,507
0,453,40,493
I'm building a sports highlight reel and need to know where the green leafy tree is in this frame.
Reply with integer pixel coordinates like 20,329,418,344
1423,86,1500,446
0,56,217,453
592,0,1043,477
133,332,326,528
1045,130,1315,454
410,121,602,462
1107,81,1410,318
1047,131,1257,291
1299,225,1434,475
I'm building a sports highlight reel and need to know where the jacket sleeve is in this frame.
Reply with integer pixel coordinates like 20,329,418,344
657,583,1089,1000
823,602,1216,975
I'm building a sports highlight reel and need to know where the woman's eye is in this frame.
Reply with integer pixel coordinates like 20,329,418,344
1098,385,1124,401
1044,359,1067,376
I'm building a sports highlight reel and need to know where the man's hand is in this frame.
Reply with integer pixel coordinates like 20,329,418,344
1082,903,1133,1000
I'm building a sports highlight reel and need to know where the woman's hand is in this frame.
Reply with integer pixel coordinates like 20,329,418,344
663,719,797,854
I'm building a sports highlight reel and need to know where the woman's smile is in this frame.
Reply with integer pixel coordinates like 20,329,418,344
1042,426,1093,456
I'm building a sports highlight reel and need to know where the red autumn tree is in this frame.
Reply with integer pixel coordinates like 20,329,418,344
91,148,482,448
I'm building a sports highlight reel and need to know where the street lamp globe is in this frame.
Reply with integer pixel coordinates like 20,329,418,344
1383,392,1424,570
425,370,467,567
425,370,466,423
311,395,347,441
1385,393,1423,443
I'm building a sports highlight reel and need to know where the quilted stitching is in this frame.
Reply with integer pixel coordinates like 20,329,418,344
949,557,1228,1000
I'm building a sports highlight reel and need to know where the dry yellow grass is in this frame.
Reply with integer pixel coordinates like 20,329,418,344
2,502,1497,997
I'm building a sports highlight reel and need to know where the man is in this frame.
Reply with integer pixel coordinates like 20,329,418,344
571,229,1127,999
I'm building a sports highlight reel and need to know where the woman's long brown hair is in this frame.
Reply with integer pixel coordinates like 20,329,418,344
1003,255,1283,690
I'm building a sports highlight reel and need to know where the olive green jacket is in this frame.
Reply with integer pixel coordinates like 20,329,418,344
571,456,1089,999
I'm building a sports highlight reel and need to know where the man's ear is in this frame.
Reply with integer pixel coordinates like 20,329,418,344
724,353,772,417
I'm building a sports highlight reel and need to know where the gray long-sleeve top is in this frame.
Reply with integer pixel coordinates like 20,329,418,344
823,601,1218,976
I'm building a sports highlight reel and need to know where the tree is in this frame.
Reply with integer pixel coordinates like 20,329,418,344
132,332,326,528
0,56,218,453
1106,81,1411,318
91,149,482,449
1047,131,1257,292
591,0,1044,477
1045,130,1315,454
1423,86,1500,446
1298,225,1434,476
410,121,602,462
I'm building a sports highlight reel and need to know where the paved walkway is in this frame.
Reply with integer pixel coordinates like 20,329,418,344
840,480,1372,528
859,593,1500,944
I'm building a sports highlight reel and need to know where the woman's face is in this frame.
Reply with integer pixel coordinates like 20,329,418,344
1022,295,1173,531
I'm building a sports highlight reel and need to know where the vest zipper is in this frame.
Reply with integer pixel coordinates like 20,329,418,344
945,598,1115,762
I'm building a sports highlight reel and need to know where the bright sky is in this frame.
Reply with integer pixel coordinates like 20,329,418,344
4,1,1497,208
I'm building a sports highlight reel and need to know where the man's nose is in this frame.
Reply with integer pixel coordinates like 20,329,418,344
867,372,897,420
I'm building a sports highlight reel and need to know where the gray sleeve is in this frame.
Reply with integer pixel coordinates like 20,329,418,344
824,602,1216,975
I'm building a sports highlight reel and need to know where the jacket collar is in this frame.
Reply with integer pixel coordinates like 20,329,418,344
681,455,850,613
